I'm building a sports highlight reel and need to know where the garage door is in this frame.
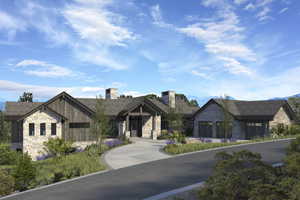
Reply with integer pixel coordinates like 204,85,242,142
198,121,213,137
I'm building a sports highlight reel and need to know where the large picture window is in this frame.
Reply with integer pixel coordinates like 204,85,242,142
29,123,35,136
245,122,266,139
69,123,90,128
216,121,233,138
40,123,46,136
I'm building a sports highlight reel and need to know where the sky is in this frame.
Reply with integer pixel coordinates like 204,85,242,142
0,0,300,103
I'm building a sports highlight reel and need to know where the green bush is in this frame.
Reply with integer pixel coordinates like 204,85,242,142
0,144,21,165
287,137,300,155
12,153,36,191
85,144,109,156
271,123,289,136
198,150,286,200
43,138,76,157
288,125,300,135
0,170,15,196
169,131,187,144
184,127,193,137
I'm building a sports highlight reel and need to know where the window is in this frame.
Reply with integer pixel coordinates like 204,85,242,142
216,121,233,139
29,123,35,136
245,122,266,139
40,123,46,136
69,123,90,128
51,123,57,135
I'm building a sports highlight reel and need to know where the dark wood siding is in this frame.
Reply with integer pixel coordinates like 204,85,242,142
11,120,23,143
47,97,94,142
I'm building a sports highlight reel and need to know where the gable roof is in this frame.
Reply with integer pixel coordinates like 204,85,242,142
5,92,198,119
194,98,294,120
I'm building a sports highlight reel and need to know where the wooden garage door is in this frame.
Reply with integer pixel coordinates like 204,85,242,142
198,122,213,138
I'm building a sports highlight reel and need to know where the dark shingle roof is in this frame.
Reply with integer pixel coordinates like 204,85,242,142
213,99,289,118
5,94,198,117
5,102,43,116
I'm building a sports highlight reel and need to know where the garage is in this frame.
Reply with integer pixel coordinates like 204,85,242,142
198,121,213,137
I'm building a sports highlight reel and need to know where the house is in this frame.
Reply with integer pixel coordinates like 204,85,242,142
4,89,198,159
193,98,295,139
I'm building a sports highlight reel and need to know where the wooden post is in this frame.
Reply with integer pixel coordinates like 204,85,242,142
126,115,129,131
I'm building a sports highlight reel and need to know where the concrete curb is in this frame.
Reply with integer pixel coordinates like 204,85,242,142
143,162,284,200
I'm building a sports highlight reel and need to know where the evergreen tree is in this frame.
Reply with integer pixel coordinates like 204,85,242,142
18,92,33,102
0,111,10,143
90,96,110,150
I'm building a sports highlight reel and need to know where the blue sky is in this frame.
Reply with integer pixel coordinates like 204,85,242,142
0,0,299,103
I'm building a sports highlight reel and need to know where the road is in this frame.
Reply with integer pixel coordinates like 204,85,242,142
2,140,291,200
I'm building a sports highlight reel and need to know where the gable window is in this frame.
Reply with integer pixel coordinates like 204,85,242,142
40,123,46,136
51,123,57,135
69,123,90,128
29,123,35,136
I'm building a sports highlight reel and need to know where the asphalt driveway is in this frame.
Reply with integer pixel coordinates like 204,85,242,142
1,139,291,200
104,137,171,169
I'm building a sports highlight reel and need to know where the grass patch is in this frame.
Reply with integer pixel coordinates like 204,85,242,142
33,151,106,187
164,135,300,155
164,142,247,155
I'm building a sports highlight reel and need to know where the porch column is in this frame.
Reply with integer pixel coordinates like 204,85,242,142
125,115,130,138
151,114,158,140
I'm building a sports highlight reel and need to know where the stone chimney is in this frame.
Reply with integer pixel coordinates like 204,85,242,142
161,91,175,108
105,88,118,99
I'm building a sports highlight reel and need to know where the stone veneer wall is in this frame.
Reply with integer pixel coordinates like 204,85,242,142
142,116,152,138
23,110,62,160
269,107,292,128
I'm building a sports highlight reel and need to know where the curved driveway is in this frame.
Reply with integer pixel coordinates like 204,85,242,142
2,139,291,200
104,138,170,169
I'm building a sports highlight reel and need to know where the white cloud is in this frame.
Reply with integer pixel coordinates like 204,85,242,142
178,7,255,76
205,43,256,61
256,7,272,21
16,59,77,78
0,80,123,99
218,56,253,75
63,2,135,47
150,4,173,28
0,11,27,40
279,7,288,14
244,3,255,10
191,70,211,79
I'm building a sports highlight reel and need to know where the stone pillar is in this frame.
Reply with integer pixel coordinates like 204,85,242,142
151,114,158,140
125,115,131,138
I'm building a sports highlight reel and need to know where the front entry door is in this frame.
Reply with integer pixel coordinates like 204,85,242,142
130,116,143,137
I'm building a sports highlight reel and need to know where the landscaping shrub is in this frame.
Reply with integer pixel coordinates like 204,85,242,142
104,139,123,148
34,151,105,186
12,153,36,191
158,130,171,140
184,127,193,137
0,170,15,196
0,144,21,165
287,136,300,155
271,123,289,137
288,124,300,135
170,131,187,144
85,143,109,156
43,138,76,157
198,150,287,200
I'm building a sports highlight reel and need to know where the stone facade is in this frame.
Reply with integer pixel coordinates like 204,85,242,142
142,116,153,138
269,107,292,128
23,110,62,160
